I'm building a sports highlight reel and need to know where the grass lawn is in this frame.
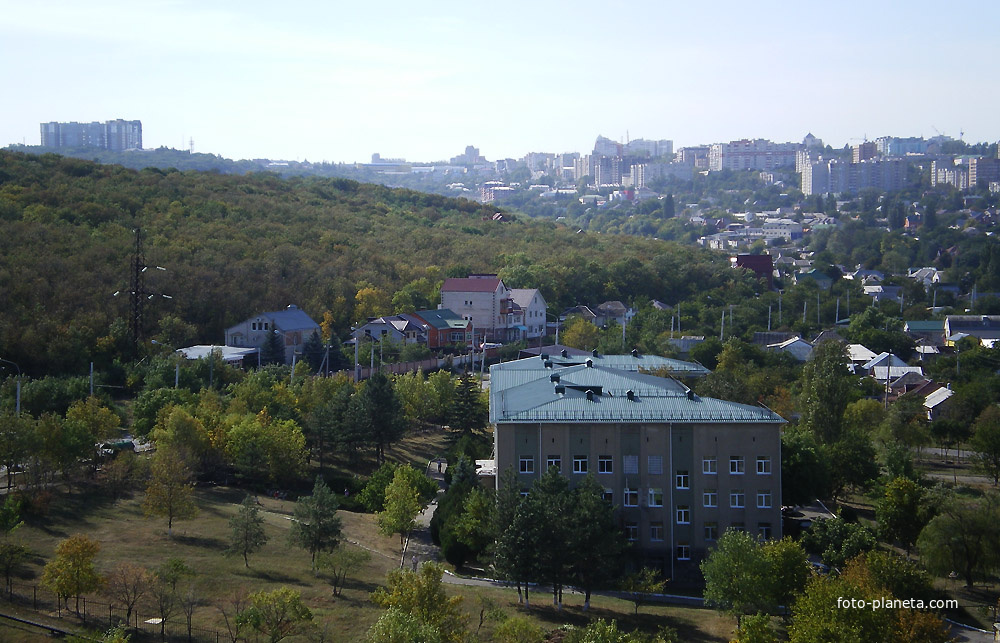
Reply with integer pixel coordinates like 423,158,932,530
3,482,733,642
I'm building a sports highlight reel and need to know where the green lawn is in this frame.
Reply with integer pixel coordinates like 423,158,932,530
3,480,733,642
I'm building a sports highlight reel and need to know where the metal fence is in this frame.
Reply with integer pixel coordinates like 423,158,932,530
2,581,234,642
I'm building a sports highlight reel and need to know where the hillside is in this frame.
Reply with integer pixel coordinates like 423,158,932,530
0,151,733,376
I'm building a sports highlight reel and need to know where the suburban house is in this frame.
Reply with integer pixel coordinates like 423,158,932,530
225,305,320,365
766,336,813,361
904,320,946,347
350,315,425,347
923,386,955,421
944,315,1000,346
510,288,548,340
862,352,923,383
594,301,635,328
489,353,784,577
410,308,473,349
731,254,775,289
440,274,523,343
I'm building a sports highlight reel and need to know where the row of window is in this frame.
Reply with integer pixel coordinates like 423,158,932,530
625,522,773,556
250,321,270,331
520,455,772,478
601,488,771,510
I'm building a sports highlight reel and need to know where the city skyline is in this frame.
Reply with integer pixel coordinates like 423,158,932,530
2,1,998,164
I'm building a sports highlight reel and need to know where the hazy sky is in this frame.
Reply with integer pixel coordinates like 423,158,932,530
2,1,997,163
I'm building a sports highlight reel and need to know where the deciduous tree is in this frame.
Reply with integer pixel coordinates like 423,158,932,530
290,477,342,570
143,446,198,533
370,562,466,643
226,494,269,567
238,586,313,643
41,534,103,614
377,468,423,557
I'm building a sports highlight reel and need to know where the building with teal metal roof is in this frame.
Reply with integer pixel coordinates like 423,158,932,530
489,354,784,578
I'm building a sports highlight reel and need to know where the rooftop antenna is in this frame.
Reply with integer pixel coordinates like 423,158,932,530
189,137,194,153
113,228,172,359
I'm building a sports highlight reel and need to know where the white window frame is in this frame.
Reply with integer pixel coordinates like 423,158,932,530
650,521,665,542
676,505,690,524
519,455,534,474
625,522,639,542
705,521,718,541
676,543,691,560
757,456,771,475
546,455,561,473
573,455,588,474
757,490,772,509
675,470,689,489
703,489,718,508
703,458,717,475
759,523,772,540
730,489,745,509
602,488,614,503
624,487,638,507
730,456,745,475
648,488,664,507
598,455,613,474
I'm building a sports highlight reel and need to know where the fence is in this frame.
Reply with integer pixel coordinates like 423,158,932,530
2,581,234,642
334,350,485,381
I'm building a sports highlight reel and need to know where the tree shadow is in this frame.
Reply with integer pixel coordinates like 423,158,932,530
171,533,227,550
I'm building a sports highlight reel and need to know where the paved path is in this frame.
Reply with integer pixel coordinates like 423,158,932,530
401,459,449,569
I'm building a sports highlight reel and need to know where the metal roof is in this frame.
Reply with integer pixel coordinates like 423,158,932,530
412,308,469,330
441,277,501,293
492,352,710,377
490,359,782,425
261,305,319,331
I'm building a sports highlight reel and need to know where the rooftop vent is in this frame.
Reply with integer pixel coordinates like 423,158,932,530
561,349,568,357
631,348,639,358
627,389,635,401
592,349,599,357
586,359,593,368
586,389,595,402
555,384,565,395
544,360,552,369
687,389,695,400
550,373,560,383
540,353,549,360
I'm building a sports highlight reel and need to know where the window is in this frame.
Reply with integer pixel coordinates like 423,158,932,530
759,523,772,540
650,521,664,541
730,456,745,475
625,521,639,542
598,455,613,474
757,490,772,509
623,455,639,475
757,456,771,475
573,455,588,474
624,487,638,507
546,456,561,473
703,489,718,508
675,470,689,489
602,488,614,503
703,458,717,475
676,505,690,524
704,521,718,541
648,488,663,507
730,489,745,508
676,543,691,560
730,522,746,533
519,456,534,474
251,322,258,331
648,455,663,475
263,323,269,330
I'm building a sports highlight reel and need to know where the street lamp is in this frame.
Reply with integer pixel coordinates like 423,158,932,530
0,358,21,416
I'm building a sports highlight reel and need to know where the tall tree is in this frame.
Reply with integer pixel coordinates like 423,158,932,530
571,474,627,611
302,330,325,372
41,534,103,615
227,494,269,567
142,446,198,533
376,468,423,559
876,477,928,554
798,340,855,443
289,477,342,570
448,374,487,438
105,562,150,625
971,405,1000,485
370,562,467,643
701,530,772,625
918,492,1000,587
350,372,405,464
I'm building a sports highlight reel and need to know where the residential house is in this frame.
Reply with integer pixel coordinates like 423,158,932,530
732,254,775,289
863,285,903,304
903,320,945,347
489,354,784,575
350,315,426,347
594,301,634,328
944,315,1000,346
225,304,320,365
562,305,598,324
440,275,521,343
794,270,833,290
766,337,813,362
410,308,472,349
510,289,548,340
923,387,955,421
862,352,923,384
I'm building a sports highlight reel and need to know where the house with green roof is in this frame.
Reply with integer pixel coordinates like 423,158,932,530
410,308,472,349
489,353,784,577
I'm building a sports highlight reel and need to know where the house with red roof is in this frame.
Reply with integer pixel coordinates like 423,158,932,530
440,274,524,343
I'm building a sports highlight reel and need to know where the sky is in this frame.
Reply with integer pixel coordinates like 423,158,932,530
2,1,998,164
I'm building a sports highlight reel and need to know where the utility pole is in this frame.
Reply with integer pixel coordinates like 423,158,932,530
113,228,171,360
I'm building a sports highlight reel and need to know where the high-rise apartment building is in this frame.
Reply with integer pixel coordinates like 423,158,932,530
802,158,907,195
708,139,798,172
40,120,142,151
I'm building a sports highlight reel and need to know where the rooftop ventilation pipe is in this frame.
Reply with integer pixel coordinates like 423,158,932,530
627,389,635,401
592,349,599,357
561,349,568,357
586,389,594,402
631,348,639,357
550,373,560,383
544,360,552,369
586,359,593,368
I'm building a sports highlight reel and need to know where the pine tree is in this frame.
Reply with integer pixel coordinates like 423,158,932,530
449,375,487,438
289,477,342,570
227,494,269,567
302,330,325,372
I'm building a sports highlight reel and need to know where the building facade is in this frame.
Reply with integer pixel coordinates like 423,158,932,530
224,304,320,364
708,139,798,172
440,275,521,343
40,119,142,151
490,354,783,576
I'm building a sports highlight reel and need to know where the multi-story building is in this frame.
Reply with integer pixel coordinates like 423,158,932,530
510,289,548,340
969,158,1000,188
624,139,674,159
802,158,907,195
931,160,969,190
875,136,928,157
440,275,523,343
676,146,710,168
40,119,142,151
631,163,694,188
708,139,798,172
852,142,878,163
490,352,783,575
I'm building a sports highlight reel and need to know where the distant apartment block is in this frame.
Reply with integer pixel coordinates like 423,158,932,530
852,142,878,163
676,146,710,168
480,181,516,203
969,158,1000,188
631,162,694,188
875,136,928,157
930,160,969,190
802,158,907,196
708,139,798,172
40,119,142,151
624,138,674,159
